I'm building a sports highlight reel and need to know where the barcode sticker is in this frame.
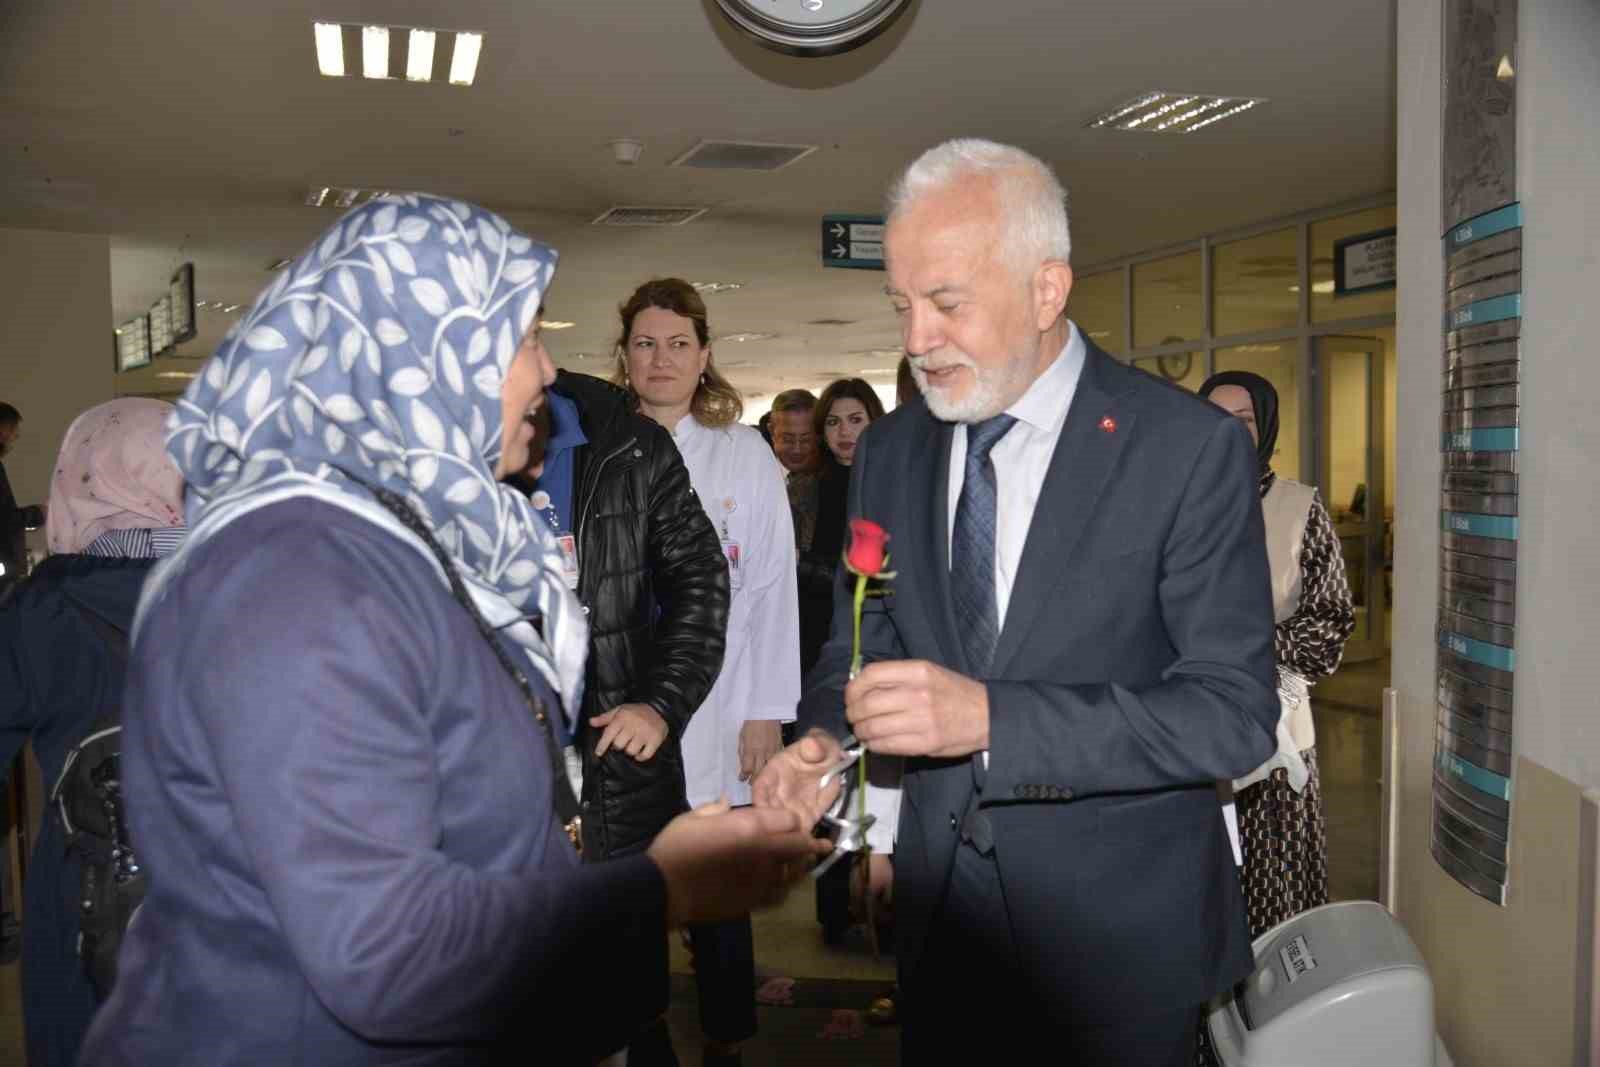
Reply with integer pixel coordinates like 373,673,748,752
1279,934,1317,984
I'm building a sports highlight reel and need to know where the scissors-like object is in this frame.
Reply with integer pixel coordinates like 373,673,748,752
809,734,874,879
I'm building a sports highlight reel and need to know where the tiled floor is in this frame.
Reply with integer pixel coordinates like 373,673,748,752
0,694,1385,1065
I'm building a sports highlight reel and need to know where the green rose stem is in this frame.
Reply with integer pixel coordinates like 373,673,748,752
849,569,869,836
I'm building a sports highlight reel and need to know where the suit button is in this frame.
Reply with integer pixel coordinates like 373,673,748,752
1013,785,1026,799
949,813,958,831
581,605,591,615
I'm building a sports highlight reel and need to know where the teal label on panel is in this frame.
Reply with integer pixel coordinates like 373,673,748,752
1446,293,1521,332
1442,427,1519,452
1439,629,1516,672
1437,750,1512,801
1444,203,1523,251
1441,511,1518,540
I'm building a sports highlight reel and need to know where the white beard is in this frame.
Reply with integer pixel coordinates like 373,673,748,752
912,339,1040,423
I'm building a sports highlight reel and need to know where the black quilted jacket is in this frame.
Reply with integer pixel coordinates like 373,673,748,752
551,372,729,860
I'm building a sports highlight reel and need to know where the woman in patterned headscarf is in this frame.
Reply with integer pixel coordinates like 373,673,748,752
0,398,184,1067
77,196,822,1067
1199,370,1356,938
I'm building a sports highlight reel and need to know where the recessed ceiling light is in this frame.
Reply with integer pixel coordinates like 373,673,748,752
717,332,779,343
691,281,744,294
313,22,345,77
305,186,388,208
856,367,899,376
362,25,389,79
157,371,198,380
222,304,242,313
449,32,483,86
538,320,576,330
1087,91,1264,134
312,22,481,85
406,29,436,82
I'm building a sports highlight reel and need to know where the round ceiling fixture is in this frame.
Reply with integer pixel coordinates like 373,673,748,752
713,0,911,57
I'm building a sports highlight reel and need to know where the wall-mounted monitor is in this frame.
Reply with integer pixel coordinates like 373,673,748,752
115,313,152,372
149,294,174,357
169,262,196,345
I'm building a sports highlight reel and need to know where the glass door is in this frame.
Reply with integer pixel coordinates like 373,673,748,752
1315,336,1389,665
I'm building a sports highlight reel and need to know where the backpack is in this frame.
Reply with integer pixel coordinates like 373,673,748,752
49,595,146,1000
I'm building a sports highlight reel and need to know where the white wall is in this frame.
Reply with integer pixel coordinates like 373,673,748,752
1505,0,1600,786
0,228,115,557
1394,1,1600,1063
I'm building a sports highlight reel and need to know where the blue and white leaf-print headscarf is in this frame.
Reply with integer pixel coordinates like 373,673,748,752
158,193,587,715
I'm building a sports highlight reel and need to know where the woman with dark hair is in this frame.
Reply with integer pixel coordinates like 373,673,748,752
76,201,821,1066
614,277,800,1066
800,378,885,675
805,378,900,1028
1198,370,1355,937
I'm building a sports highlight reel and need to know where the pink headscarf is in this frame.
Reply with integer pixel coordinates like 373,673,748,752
46,398,184,555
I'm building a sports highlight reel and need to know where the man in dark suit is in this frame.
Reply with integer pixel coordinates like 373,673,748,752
754,140,1278,1063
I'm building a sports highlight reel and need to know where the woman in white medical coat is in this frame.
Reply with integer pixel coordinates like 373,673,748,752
613,277,799,1065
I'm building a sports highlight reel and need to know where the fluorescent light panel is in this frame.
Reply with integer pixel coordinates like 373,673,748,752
313,21,345,77
407,29,436,82
313,22,481,84
362,25,389,79
1086,91,1264,134
449,32,482,85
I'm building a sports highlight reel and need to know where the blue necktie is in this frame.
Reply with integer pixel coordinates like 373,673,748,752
951,413,1016,676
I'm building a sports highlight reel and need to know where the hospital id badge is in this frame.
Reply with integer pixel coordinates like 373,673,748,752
721,539,743,592
556,534,579,591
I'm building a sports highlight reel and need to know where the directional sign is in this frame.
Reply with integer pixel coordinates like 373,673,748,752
822,215,885,271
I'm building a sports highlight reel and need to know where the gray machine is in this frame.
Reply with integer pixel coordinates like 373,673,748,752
1207,901,1454,1066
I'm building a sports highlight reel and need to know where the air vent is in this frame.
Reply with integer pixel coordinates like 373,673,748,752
591,205,708,227
1085,91,1264,134
670,140,818,172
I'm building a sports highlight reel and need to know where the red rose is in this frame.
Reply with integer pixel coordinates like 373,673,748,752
844,518,890,576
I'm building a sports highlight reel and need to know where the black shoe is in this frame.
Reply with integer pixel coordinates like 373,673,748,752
628,1017,680,1067
0,912,20,966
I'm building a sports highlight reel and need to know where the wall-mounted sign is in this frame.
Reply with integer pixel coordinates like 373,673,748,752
169,262,197,346
1433,0,1520,909
149,294,174,357
822,215,885,271
1333,227,1397,296
114,313,152,372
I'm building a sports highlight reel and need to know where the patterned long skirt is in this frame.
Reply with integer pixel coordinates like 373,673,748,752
1197,748,1329,1065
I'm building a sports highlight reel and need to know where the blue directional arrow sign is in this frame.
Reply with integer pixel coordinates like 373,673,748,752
822,215,885,271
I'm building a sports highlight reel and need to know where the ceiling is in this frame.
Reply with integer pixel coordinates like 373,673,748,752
0,0,1397,411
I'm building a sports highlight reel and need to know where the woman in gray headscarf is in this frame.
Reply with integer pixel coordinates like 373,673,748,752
79,195,821,1066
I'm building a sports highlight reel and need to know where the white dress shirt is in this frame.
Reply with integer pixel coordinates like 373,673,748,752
671,415,800,807
946,322,1087,769
947,322,1087,628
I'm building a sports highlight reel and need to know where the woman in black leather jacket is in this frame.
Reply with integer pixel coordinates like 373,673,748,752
527,370,731,860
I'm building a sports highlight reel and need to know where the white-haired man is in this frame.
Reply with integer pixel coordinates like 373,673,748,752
755,139,1278,1061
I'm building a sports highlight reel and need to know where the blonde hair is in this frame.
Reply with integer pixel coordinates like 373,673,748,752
612,278,743,428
